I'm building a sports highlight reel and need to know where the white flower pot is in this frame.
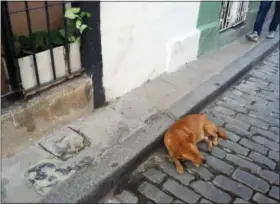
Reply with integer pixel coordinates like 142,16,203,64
18,42,81,91
69,42,82,73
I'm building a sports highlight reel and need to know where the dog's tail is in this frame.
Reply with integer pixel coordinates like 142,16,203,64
217,128,228,140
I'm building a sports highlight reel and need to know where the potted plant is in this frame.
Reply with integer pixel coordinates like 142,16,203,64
14,7,91,91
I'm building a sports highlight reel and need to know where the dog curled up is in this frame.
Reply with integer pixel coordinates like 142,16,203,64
164,113,228,174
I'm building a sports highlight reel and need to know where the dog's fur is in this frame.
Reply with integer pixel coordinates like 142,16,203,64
164,113,228,174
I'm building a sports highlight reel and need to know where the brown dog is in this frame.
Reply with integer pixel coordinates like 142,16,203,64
164,113,228,174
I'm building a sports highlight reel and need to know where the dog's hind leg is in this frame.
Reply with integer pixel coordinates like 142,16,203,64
182,143,205,168
165,143,184,174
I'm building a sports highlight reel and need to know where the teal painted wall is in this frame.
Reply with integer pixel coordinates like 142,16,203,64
196,1,259,57
196,2,221,57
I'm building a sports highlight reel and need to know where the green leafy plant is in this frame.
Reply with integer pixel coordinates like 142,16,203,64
59,7,91,44
13,7,91,58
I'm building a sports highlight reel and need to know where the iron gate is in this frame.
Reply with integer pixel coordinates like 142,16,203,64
219,1,249,32
1,1,83,100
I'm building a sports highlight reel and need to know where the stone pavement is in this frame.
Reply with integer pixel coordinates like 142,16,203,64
103,49,280,204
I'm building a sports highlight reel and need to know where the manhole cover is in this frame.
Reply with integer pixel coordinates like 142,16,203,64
24,159,75,195
39,128,90,160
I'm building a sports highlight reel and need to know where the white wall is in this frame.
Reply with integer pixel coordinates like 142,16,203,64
100,2,201,101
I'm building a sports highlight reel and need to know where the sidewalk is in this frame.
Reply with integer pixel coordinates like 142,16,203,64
1,28,279,203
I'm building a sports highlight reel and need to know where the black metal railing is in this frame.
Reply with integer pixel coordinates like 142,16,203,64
1,1,83,100
219,1,249,32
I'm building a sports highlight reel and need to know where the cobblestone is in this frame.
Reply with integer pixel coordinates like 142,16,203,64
239,138,268,155
219,140,249,156
240,92,267,103
213,114,250,130
191,180,232,203
172,199,183,203
158,160,195,185
269,127,279,135
226,154,261,174
225,124,252,138
251,70,267,80
249,151,276,170
246,80,272,91
213,175,253,200
249,111,280,127
232,169,270,194
218,96,246,107
223,95,249,105
216,101,247,114
252,136,280,152
235,84,258,95
228,89,243,96
233,198,251,203
253,193,278,203
247,76,269,85
211,146,227,159
269,186,280,200
250,126,279,142
224,131,240,142
102,197,122,203
203,153,235,175
138,181,173,203
115,191,138,203
259,169,280,186
213,106,236,116
143,168,166,184
198,198,213,203
268,151,280,162
205,114,224,127
163,179,201,203
256,92,276,102
235,113,269,130
184,162,214,181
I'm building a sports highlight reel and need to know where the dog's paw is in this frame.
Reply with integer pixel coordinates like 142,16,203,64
213,140,218,146
176,166,184,174
168,156,173,162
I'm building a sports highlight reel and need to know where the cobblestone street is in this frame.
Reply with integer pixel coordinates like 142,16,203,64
103,49,280,204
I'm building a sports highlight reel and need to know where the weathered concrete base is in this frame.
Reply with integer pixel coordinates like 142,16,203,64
40,34,278,203
1,74,93,158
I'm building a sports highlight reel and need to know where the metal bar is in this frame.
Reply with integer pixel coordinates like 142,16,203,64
223,1,231,29
44,1,56,80
24,1,40,85
1,89,22,98
24,69,84,97
62,3,71,75
1,2,23,98
9,2,64,14
220,1,229,31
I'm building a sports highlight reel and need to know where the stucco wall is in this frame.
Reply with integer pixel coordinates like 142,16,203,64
100,2,201,100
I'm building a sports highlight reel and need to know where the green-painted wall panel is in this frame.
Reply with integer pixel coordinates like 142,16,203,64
196,2,221,57
196,1,259,57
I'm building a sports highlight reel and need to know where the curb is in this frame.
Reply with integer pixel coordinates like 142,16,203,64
41,37,279,204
